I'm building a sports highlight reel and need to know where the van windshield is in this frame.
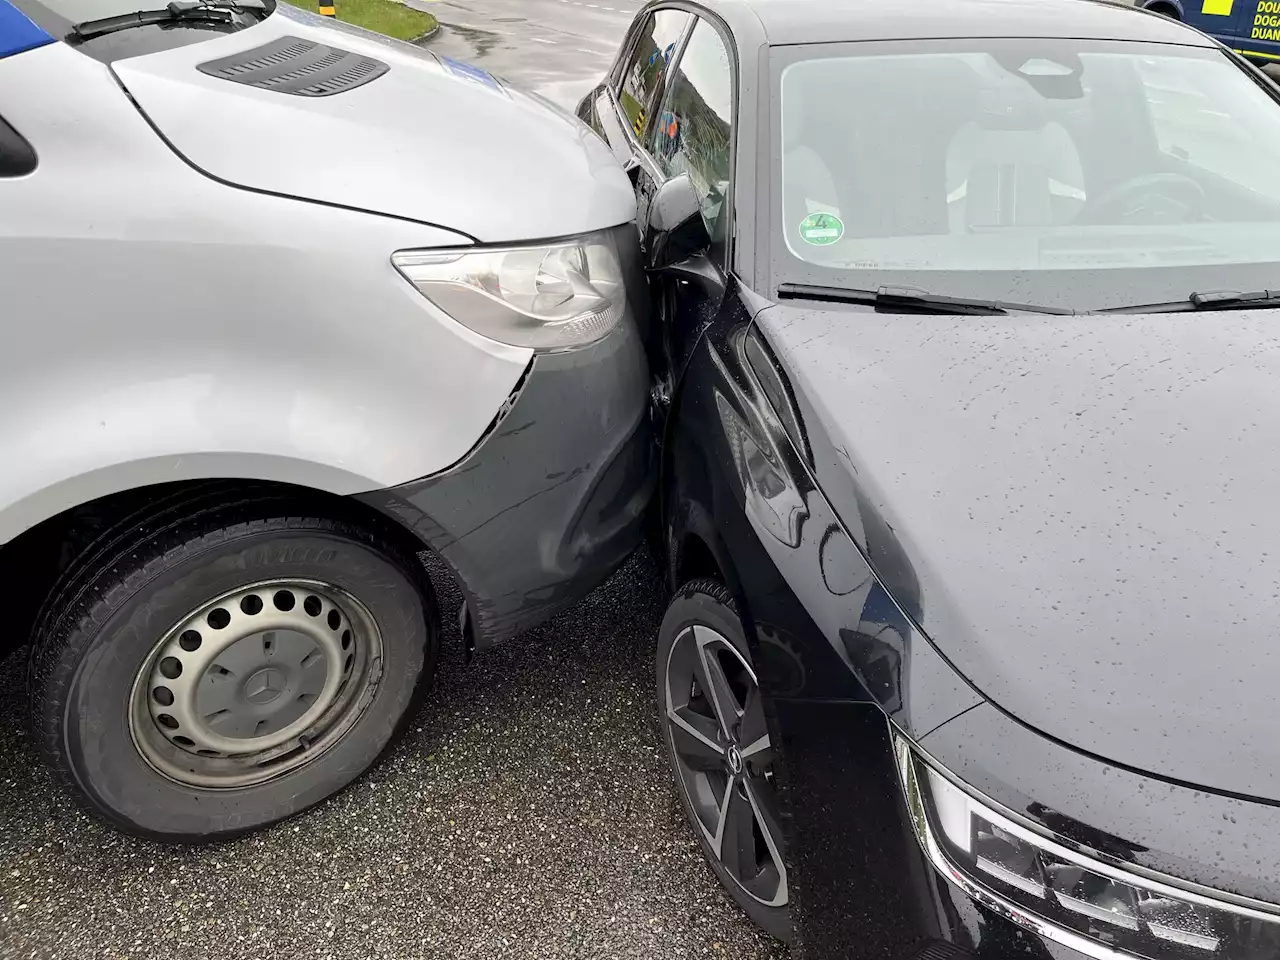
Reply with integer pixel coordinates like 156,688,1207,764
772,38,1280,311
12,0,274,62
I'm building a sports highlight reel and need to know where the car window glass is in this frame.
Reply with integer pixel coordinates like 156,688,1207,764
16,0,179,18
618,9,691,144
652,19,733,244
1133,55,1280,201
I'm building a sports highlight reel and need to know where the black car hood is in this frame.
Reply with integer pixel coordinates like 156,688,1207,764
755,302,1280,803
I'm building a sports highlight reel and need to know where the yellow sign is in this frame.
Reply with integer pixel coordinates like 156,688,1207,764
1203,0,1234,14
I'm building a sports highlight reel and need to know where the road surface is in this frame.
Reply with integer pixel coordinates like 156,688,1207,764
407,0,644,108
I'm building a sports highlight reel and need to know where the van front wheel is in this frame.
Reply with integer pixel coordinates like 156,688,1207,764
27,506,438,842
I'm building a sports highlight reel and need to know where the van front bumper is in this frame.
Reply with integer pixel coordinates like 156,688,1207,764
357,314,654,651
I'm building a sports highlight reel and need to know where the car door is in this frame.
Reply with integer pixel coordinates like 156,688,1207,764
637,14,737,402
1177,0,1248,45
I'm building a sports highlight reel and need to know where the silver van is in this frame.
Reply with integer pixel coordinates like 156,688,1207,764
0,0,651,840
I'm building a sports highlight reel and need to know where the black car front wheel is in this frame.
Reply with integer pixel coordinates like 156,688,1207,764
28,496,438,842
656,579,791,941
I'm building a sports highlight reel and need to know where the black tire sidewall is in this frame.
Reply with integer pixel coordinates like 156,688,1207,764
655,582,792,942
56,528,429,841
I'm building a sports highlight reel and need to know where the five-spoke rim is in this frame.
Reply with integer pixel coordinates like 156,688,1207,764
128,579,383,789
664,624,788,908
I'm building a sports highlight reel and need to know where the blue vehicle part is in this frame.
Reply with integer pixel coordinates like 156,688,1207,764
1145,0,1280,62
0,0,53,60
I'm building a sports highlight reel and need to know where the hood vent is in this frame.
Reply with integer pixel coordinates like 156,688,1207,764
198,36,388,97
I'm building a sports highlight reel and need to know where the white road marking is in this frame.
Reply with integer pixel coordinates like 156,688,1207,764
530,36,557,43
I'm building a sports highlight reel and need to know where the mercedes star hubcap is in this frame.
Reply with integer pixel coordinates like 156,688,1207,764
128,579,384,789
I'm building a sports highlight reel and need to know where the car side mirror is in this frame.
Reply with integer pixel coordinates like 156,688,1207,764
645,173,712,271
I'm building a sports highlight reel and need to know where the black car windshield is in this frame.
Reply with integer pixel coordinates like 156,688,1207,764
771,38,1280,311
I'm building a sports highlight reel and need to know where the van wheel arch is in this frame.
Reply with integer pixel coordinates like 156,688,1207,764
1144,1,1182,19
0,479,439,662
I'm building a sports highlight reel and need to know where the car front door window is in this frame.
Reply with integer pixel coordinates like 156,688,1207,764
651,18,734,254
616,9,692,145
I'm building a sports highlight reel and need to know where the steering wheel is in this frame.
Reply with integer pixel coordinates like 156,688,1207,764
1079,172,1205,225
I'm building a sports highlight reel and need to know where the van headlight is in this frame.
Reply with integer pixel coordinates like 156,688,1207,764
895,734,1280,958
393,230,627,351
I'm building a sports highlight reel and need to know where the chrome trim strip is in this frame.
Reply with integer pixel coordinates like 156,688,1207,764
975,857,1047,899
1056,891,1140,932
1149,920,1220,952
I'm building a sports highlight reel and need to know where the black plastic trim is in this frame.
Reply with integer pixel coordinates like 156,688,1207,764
0,114,37,177
198,36,388,97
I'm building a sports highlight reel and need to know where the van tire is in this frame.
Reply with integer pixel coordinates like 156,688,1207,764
27,498,439,842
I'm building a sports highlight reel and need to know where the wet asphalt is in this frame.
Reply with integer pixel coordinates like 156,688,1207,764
0,553,786,959
405,0,645,109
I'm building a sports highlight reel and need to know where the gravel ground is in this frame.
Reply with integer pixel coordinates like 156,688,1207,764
0,552,787,960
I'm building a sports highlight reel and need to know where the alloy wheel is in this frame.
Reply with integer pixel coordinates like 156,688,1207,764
664,623,788,907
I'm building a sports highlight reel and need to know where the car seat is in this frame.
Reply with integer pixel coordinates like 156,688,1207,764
944,74,1087,230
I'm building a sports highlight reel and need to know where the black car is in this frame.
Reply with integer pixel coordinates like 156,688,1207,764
581,0,1280,955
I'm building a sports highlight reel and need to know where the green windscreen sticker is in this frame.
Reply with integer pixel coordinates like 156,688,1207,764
798,212,844,246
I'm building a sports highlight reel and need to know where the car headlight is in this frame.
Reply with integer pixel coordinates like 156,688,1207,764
392,229,627,351
895,734,1280,959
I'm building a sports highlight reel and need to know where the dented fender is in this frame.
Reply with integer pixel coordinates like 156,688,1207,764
359,316,655,650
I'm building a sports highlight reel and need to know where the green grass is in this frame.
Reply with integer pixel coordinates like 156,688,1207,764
620,89,645,136
287,0,438,42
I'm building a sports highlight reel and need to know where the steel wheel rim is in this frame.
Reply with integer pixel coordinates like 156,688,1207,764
128,578,384,789
664,624,788,908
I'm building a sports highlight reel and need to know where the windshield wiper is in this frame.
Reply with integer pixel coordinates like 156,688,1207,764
776,282,1073,316
73,0,265,39
1097,289,1280,314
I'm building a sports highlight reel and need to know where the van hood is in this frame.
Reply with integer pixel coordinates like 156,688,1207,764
756,302,1280,804
111,5,634,242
